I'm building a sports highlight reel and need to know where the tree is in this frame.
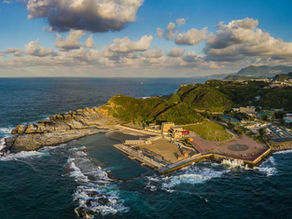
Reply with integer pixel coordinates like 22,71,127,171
260,114,268,121
259,128,267,141
274,111,285,119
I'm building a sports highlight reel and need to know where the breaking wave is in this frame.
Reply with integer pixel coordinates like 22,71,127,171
221,159,250,169
0,127,13,151
273,149,292,155
145,164,229,193
65,146,128,218
0,127,13,135
0,138,6,152
38,143,67,153
256,156,277,177
0,151,44,161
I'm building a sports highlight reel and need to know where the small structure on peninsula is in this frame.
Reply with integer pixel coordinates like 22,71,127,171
161,122,175,134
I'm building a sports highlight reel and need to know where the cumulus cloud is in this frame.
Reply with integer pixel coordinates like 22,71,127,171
26,0,144,32
165,22,177,40
141,49,163,58
55,30,86,50
175,28,207,45
3,16,292,77
2,48,24,56
157,20,207,46
107,35,153,53
156,28,163,38
168,48,185,57
182,51,200,63
25,40,54,57
176,18,186,26
205,17,292,61
84,34,94,48
42,26,53,32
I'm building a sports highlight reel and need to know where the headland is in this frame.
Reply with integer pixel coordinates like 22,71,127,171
2,79,292,174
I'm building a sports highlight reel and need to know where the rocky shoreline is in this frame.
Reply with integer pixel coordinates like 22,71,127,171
3,104,292,176
2,106,118,153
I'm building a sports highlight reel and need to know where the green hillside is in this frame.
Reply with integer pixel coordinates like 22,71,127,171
99,79,292,125
178,84,232,112
184,121,232,141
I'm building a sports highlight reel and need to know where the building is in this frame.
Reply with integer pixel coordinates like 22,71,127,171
182,130,190,137
161,122,175,134
284,116,292,124
239,106,256,114
145,123,161,133
169,126,184,139
169,126,190,139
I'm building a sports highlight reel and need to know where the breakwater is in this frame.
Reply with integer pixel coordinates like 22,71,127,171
113,144,169,169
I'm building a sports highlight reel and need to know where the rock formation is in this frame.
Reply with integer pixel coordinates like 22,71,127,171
5,106,118,152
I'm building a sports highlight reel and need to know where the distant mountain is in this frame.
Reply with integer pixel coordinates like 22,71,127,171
225,65,292,80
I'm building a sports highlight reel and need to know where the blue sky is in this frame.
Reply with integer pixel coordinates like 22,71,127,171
1,0,292,77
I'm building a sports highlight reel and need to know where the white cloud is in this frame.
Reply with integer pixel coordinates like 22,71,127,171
26,0,144,32
84,34,94,48
175,28,207,45
141,49,163,58
205,17,292,61
3,17,292,77
55,30,86,50
25,40,54,57
168,48,185,57
107,35,153,53
157,20,207,46
42,26,53,32
165,22,177,39
2,48,24,56
156,28,163,38
176,18,186,26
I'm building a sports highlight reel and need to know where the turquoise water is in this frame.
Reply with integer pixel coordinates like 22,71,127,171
0,78,292,218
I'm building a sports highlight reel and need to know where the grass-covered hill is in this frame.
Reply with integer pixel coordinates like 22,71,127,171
99,82,232,125
99,80,292,125
99,93,204,125
183,121,233,141
177,84,232,112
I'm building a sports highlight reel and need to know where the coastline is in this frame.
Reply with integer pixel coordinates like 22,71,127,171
2,105,292,175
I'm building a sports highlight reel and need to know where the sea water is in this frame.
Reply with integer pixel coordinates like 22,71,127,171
0,78,292,218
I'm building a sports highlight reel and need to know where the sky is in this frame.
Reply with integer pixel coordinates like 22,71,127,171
1,0,292,77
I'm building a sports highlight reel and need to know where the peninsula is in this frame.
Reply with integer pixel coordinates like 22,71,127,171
2,79,292,174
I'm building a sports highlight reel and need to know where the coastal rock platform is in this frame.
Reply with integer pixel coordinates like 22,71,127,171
3,106,118,152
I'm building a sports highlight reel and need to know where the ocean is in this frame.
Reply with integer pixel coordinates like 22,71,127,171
0,78,292,219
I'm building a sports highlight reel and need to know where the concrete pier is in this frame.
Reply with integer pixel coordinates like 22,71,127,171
113,144,169,169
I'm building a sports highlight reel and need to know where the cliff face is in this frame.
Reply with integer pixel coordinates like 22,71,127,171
5,106,117,152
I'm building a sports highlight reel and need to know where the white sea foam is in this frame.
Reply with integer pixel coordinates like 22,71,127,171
67,158,89,183
0,138,6,152
161,166,228,190
145,165,229,192
221,159,250,170
0,127,13,152
66,146,128,218
256,156,277,177
38,143,67,152
273,149,292,155
0,127,13,135
145,176,161,192
0,151,44,161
